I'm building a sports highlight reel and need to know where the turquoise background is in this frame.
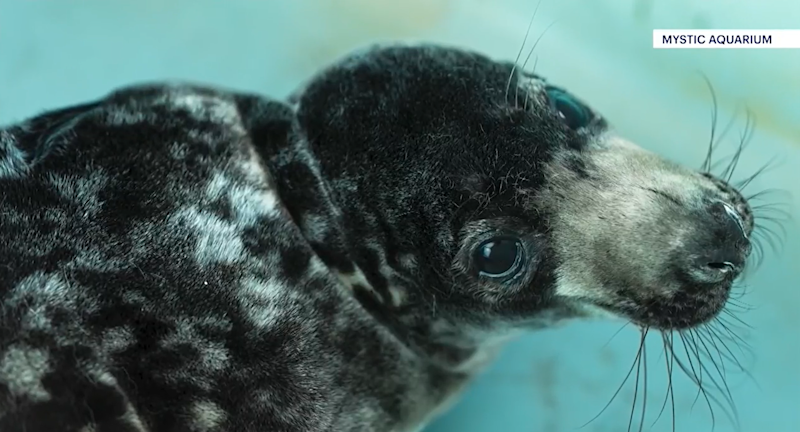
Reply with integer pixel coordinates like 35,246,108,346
2,1,798,431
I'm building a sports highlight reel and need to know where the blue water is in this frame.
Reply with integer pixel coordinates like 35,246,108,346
3,1,798,431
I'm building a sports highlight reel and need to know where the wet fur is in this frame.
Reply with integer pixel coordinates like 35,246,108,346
0,44,755,431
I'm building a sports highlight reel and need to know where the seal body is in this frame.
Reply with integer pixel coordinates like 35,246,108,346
0,84,465,432
0,44,755,431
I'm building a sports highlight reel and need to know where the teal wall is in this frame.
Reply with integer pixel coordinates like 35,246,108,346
2,1,797,431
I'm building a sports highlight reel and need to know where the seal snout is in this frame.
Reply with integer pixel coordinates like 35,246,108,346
682,199,751,284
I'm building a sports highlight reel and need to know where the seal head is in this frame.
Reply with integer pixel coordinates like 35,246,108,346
285,44,754,352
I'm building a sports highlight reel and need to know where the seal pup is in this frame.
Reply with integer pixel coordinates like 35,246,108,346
0,44,756,431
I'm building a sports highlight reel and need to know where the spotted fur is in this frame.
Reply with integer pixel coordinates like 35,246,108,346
0,44,754,431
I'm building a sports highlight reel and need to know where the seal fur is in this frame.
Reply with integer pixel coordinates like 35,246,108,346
0,44,754,431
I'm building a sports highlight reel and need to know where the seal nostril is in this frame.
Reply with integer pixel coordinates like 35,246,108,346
682,199,751,284
686,257,742,284
706,261,736,273
719,201,748,240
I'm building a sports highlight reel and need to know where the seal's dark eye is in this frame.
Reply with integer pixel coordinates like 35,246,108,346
546,88,591,130
473,237,525,280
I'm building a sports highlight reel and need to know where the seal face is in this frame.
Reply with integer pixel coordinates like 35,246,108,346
0,44,755,431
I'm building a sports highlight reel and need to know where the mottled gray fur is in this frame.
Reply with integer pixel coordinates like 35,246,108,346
0,44,754,431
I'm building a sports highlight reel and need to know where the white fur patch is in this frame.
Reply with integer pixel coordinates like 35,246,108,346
399,253,417,271
553,277,623,322
238,276,291,328
335,267,374,294
0,130,27,179
47,170,108,215
228,184,280,226
101,326,136,353
104,106,150,125
205,172,232,202
206,171,280,227
9,272,95,333
0,345,52,402
174,207,245,266
166,92,242,130
306,255,330,278
190,400,227,431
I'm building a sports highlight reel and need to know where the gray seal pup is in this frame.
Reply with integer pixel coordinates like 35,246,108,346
0,44,755,432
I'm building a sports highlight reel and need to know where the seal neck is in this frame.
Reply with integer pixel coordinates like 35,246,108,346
262,131,510,371
236,94,516,369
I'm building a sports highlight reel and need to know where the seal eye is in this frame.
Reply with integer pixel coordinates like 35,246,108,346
546,88,591,130
473,237,525,280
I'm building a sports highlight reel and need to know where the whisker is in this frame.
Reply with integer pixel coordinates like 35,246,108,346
728,285,754,304
523,57,540,112
689,330,738,413
627,329,648,432
505,0,542,108
713,320,754,356
736,155,782,191
747,237,765,269
601,322,631,350
709,155,737,173
637,333,648,432
579,327,644,429
698,73,719,173
517,18,559,103
754,224,789,254
716,315,755,341
517,20,559,108
676,333,716,427
697,328,730,378
724,297,755,313
651,332,676,432
705,105,742,173
719,309,754,331
745,188,792,203
668,333,677,432
722,107,756,183
752,209,793,225
754,223,787,254
688,331,743,430
701,323,756,383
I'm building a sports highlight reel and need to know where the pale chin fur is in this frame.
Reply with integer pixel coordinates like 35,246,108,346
554,280,629,322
